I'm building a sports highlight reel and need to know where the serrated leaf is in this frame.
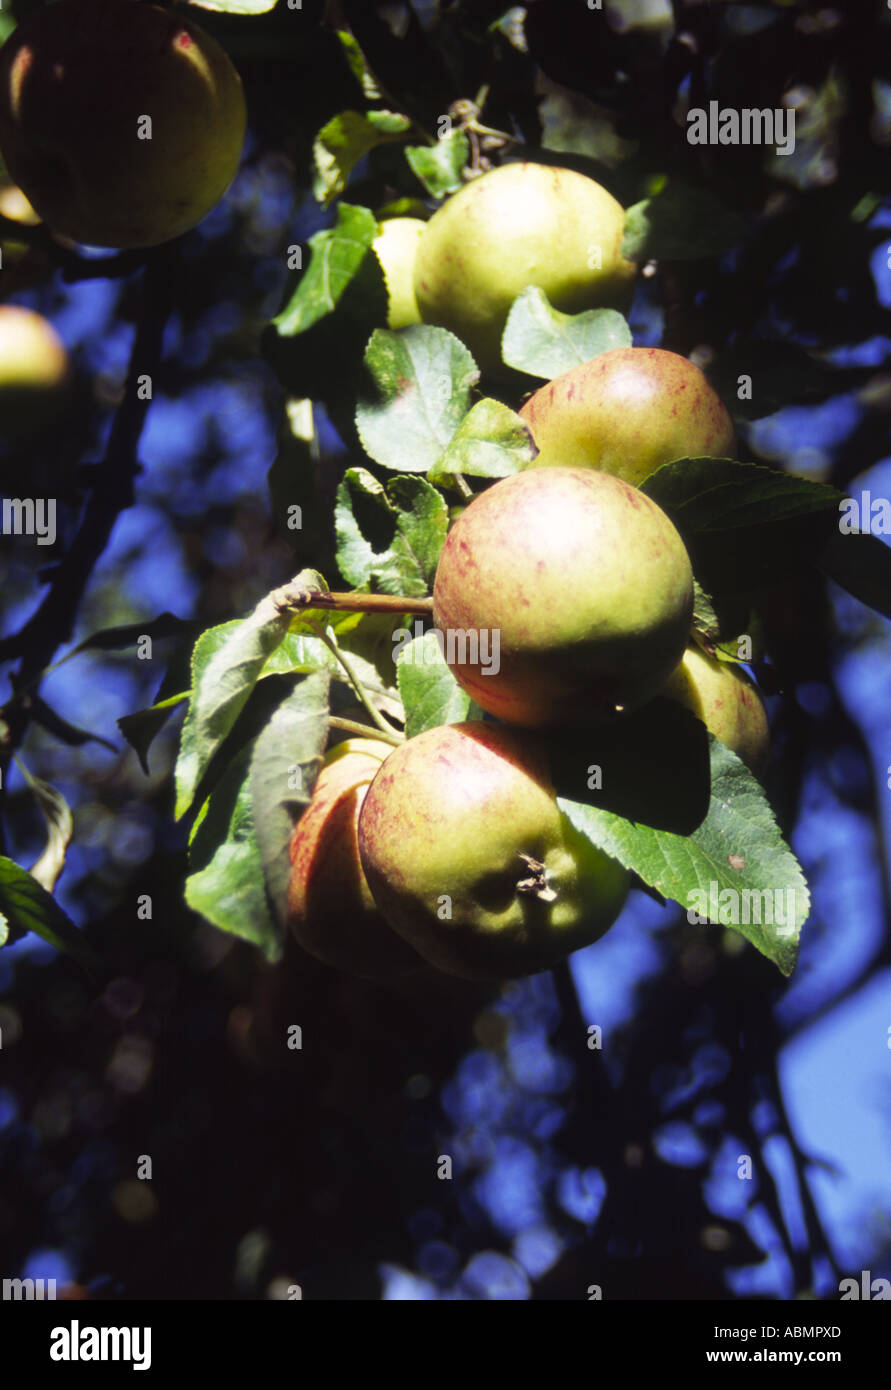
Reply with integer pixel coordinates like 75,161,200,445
428,398,536,479
405,130,469,197
641,458,842,596
622,183,745,262
175,594,293,820
249,672,331,928
501,287,632,379
0,856,97,969
119,693,189,775
546,706,807,976
395,631,474,738
355,325,479,473
186,746,280,960
273,202,379,336
313,110,411,206
691,582,720,647
335,466,448,596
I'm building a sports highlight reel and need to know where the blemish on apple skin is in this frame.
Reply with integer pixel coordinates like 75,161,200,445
176,31,193,50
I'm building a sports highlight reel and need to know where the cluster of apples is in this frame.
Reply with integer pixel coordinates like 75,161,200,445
290,162,770,984
0,0,246,440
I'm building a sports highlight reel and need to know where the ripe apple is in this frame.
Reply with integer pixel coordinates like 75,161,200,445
286,738,423,978
372,217,426,329
0,304,70,440
520,347,736,486
0,0,246,250
432,467,694,726
413,162,636,372
661,646,769,777
358,721,629,980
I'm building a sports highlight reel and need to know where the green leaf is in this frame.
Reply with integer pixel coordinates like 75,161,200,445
501,287,632,379
23,775,73,896
405,130,469,197
428,398,536,479
119,692,189,775
249,672,331,928
395,631,474,738
313,110,412,206
335,466,448,596
272,202,379,336
622,182,745,262
355,324,479,473
819,529,891,622
335,28,381,100
66,612,197,656
706,341,841,421
174,595,293,820
547,704,808,976
641,458,842,597
691,582,721,647
186,747,280,960
0,856,97,969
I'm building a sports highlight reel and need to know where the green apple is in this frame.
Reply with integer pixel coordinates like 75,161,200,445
372,217,426,329
520,347,736,486
0,0,246,250
413,162,636,372
432,467,694,726
661,646,769,777
286,738,423,979
358,721,629,980
0,305,70,440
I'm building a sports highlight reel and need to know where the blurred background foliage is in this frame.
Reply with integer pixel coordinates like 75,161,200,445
1,0,890,1299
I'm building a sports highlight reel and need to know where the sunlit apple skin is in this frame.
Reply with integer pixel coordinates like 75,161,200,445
0,0,246,249
372,217,426,329
413,162,635,372
432,468,694,727
286,738,423,979
357,721,629,981
661,646,769,778
520,347,736,486
0,305,70,439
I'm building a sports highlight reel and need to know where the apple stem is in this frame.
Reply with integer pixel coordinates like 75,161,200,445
272,583,434,617
317,627,405,743
328,716,403,747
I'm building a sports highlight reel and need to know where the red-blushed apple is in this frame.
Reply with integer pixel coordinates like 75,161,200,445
520,347,736,486
432,467,694,726
357,721,629,980
0,0,246,250
413,162,636,372
286,738,423,979
660,645,769,778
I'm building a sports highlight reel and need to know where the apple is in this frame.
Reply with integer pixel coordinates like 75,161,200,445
520,347,736,486
661,645,769,777
358,721,629,980
286,738,423,978
0,305,70,440
413,162,636,372
372,217,426,329
0,0,246,250
432,467,694,726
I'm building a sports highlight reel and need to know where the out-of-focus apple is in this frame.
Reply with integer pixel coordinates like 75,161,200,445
0,0,246,249
0,304,70,440
661,645,769,777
